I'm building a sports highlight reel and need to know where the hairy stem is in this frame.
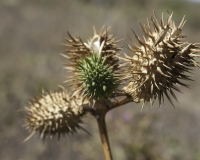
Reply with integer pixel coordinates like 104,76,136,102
96,112,113,160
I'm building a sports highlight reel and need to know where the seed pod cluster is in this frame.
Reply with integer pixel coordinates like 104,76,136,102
23,11,200,142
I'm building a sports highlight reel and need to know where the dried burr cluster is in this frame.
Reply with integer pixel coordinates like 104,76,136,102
122,11,200,108
24,87,86,141
24,11,200,143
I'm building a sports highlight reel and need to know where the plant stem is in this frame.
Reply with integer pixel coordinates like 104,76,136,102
108,96,133,111
96,112,113,160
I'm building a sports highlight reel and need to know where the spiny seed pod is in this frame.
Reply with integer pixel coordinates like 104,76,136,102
76,54,119,100
122,11,200,107
62,27,122,101
24,88,86,141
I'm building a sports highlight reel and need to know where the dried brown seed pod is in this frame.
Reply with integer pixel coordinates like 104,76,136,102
24,88,86,141
122,11,200,108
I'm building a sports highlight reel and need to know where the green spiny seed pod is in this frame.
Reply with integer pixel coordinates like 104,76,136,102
24,88,86,141
62,27,122,101
76,54,118,100
122,11,200,107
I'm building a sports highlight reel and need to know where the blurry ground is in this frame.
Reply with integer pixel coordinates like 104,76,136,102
1,0,200,160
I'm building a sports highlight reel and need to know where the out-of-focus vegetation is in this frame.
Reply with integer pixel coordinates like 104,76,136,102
1,0,200,159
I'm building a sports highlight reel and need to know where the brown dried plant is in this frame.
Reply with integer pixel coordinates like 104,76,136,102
122,11,200,108
23,11,200,160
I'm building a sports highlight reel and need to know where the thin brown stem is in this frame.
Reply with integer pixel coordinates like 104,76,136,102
96,112,113,160
111,91,127,97
108,96,133,111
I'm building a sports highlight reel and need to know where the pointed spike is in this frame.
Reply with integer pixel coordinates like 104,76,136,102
151,83,154,94
151,14,160,32
139,21,147,35
162,63,172,70
67,31,78,42
131,29,149,47
131,29,141,44
164,90,175,107
127,34,139,49
191,59,200,67
189,53,200,57
154,25,171,47
145,19,152,33
167,11,173,25
157,67,171,78
79,37,90,51
150,97,154,107
141,101,145,112
178,15,187,29
152,76,160,90
171,85,182,93
93,26,97,35
153,10,161,29
176,79,190,88
139,22,155,40
169,89,179,102
60,53,70,59
158,92,161,107
23,131,36,142
100,25,105,35
160,91,165,105
161,12,165,29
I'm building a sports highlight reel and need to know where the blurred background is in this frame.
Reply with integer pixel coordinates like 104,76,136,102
1,0,200,159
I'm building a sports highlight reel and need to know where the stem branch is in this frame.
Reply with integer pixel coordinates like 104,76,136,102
96,113,113,160
108,96,133,111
